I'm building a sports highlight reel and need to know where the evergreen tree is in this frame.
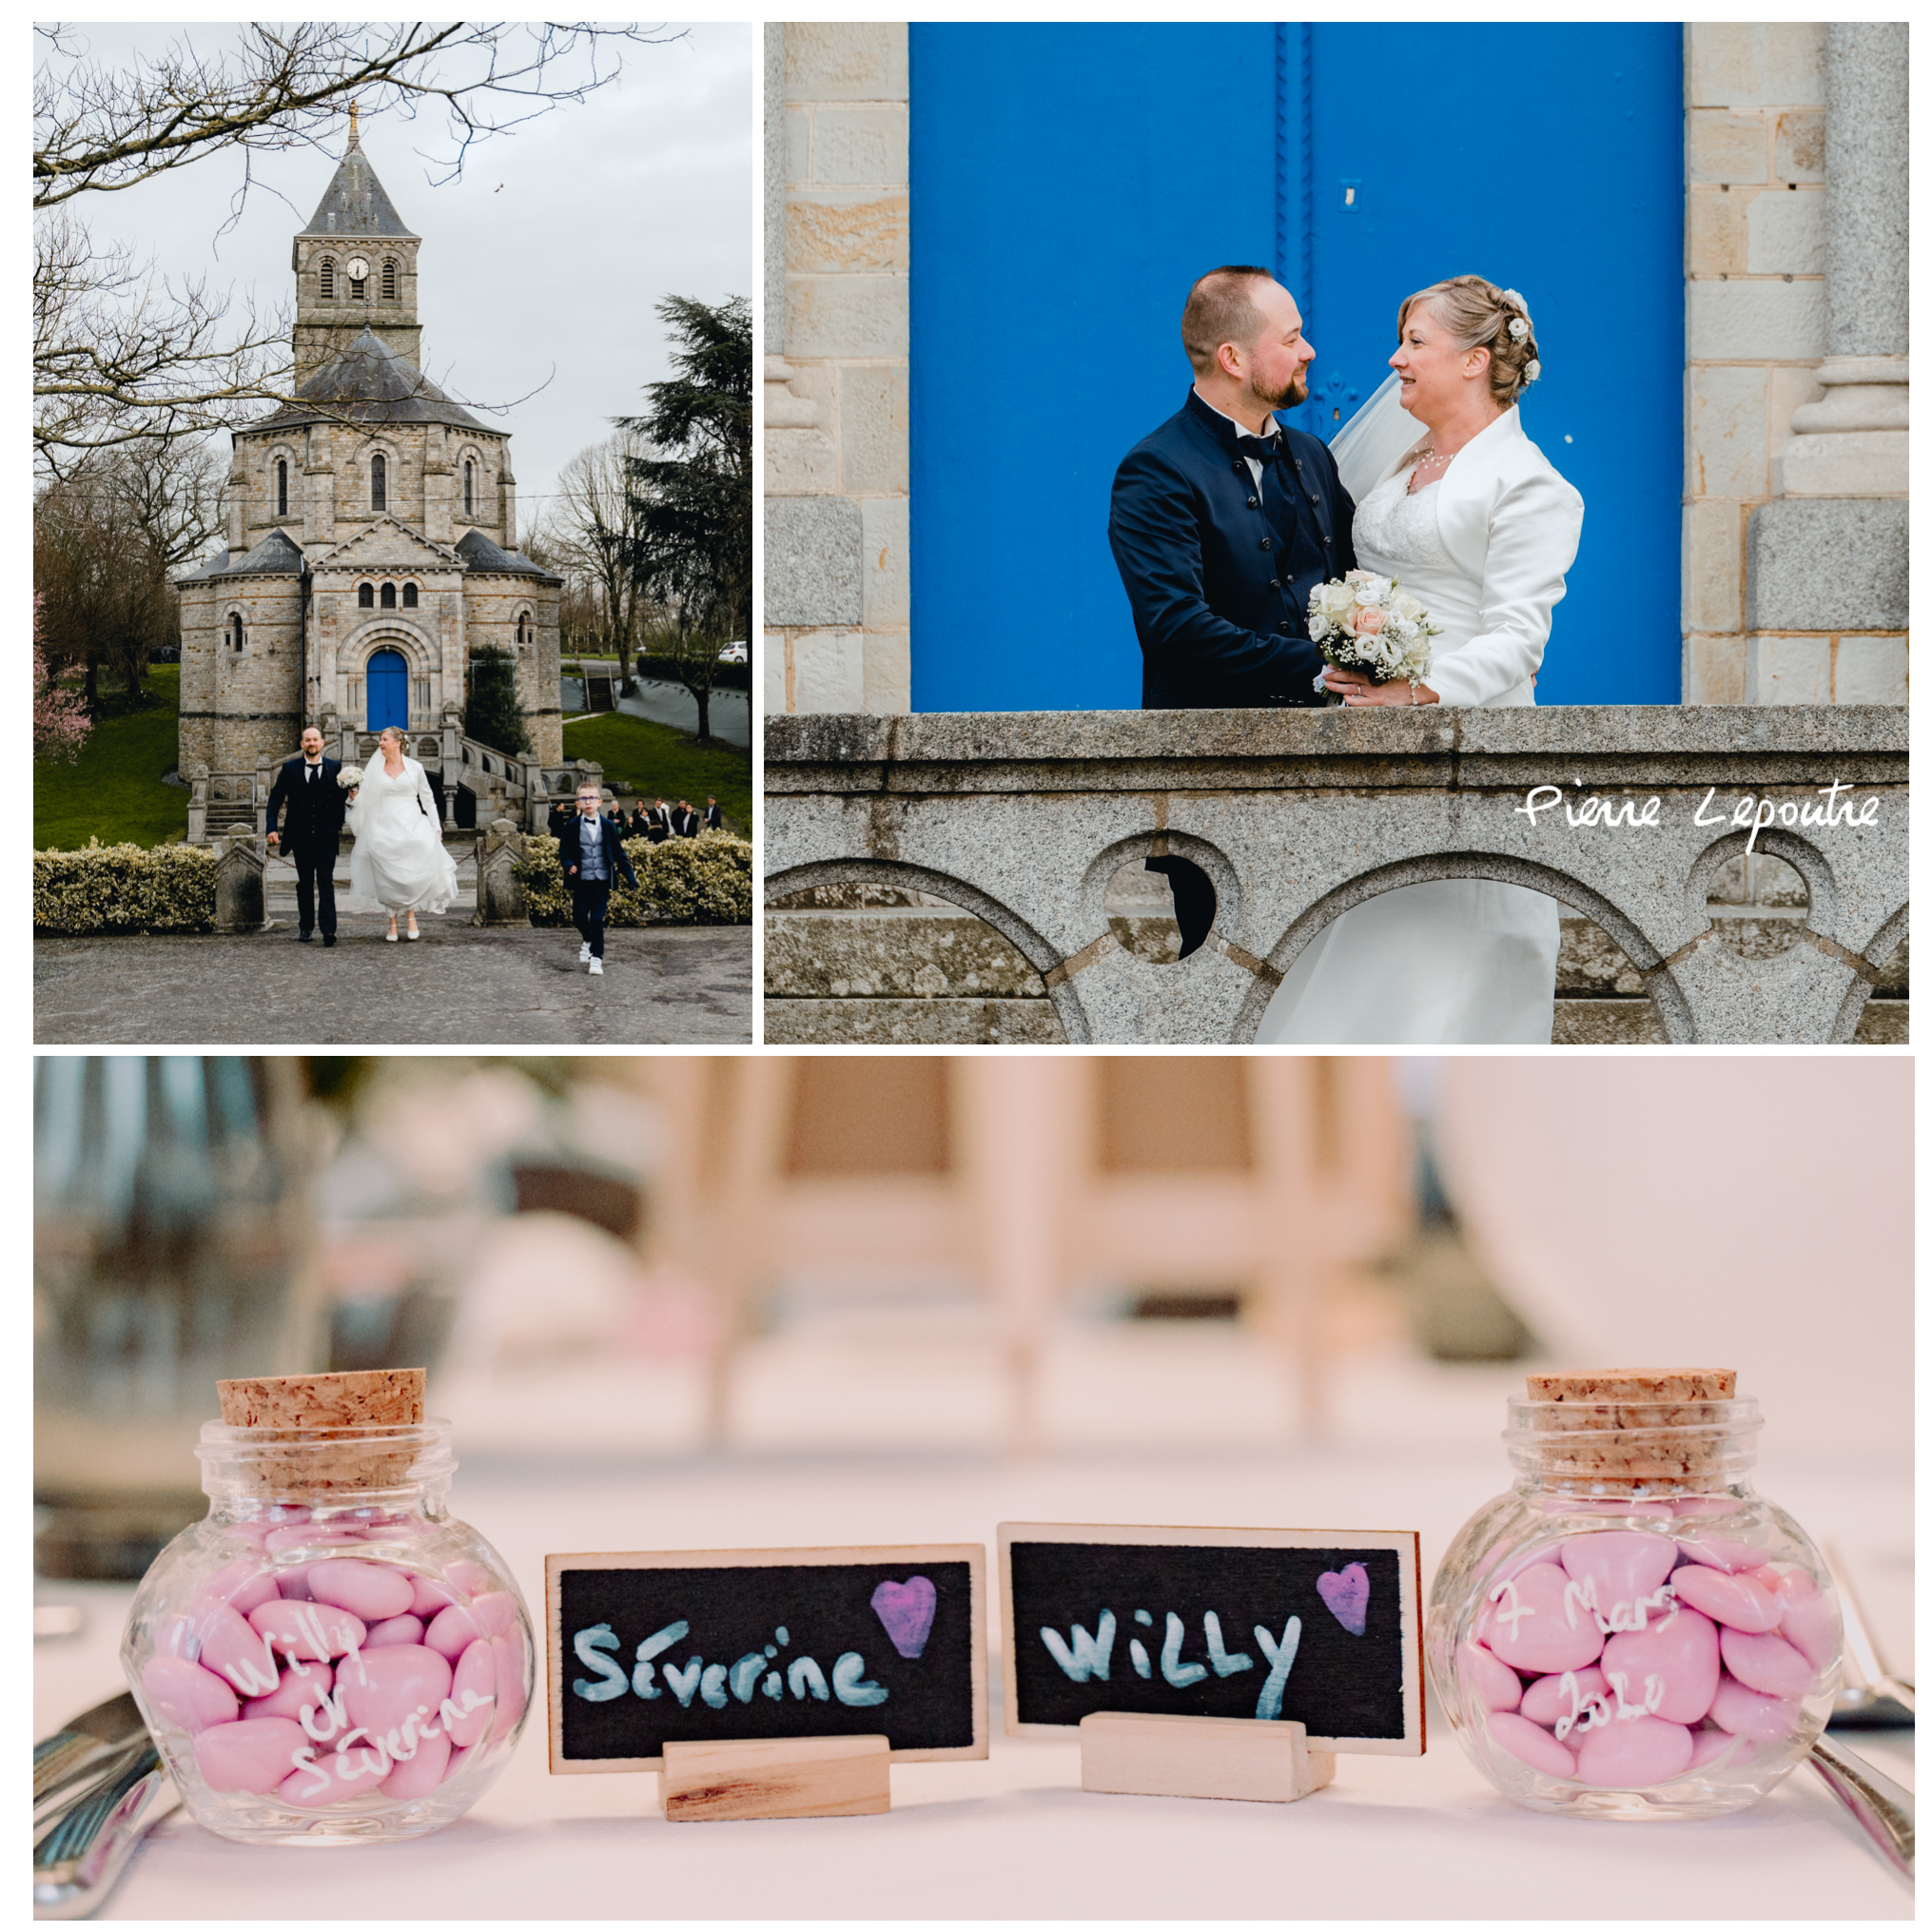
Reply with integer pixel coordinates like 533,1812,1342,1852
463,643,530,756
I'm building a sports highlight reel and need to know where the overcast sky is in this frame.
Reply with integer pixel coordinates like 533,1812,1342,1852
36,23,753,547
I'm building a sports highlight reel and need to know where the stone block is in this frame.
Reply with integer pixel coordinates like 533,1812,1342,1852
1772,108,1825,184
214,837,266,933
761,996,1066,1045
790,630,866,712
764,631,789,714
1833,635,1909,706
1682,498,1743,634
1745,498,1909,630
862,631,911,714
765,425,841,495
1688,364,1768,498
810,107,908,185
1746,187,1825,274
764,907,1044,998
1683,634,1747,706
786,275,909,360
1852,1000,1908,1044
1688,109,1768,185
1686,190,1745,276
1687,23,1825,107
1872,933,1909,997
1687,280,1825,361
840,364,908,494
1766,363,1826,445
1551,999,1669,1045
766,496,864,626
1744,634,1830,705
474,820,529,927
786,188,909,274
862,496,910,627
784,22,907,103
785,108,810,185
1777,429,1909,498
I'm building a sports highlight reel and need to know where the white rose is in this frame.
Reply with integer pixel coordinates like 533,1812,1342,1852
1390,589,1425,623
1508,317,1530,342
1313,581,1356,624
1354,575,1393,609
1523,359,1541,383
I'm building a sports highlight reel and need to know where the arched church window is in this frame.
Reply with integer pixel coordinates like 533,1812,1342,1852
516,610,530,644
371,454,386,513
381,582,397,610
276,459,288,517
230,615,244,652
401,582,419,609
320,257,336,299
358,583,375,609
463,459,475,518
382,259,397,301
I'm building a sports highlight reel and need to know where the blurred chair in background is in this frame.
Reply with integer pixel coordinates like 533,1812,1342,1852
667,1057,1413,1449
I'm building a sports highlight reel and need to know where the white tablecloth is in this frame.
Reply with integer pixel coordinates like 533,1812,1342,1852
37,1445,1912,1920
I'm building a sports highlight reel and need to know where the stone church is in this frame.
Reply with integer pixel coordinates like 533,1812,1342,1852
178,126,563,778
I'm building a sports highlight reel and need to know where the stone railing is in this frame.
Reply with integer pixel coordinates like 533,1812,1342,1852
188,733,599,843
765,707,1908,1045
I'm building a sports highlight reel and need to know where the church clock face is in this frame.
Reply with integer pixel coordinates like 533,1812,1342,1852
345,256,369,283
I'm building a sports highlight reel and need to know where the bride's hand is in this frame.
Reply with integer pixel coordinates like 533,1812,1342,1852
1324,668,1438,707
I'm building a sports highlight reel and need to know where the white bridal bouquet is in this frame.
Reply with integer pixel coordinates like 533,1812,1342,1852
1306,569,1442,701
337,763,364,788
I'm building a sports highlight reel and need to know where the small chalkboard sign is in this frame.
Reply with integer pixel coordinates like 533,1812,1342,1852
546,1544,987,1771
999,1523,1423,1755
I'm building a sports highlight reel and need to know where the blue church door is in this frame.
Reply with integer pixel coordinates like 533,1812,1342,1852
366,649,408,731
909,23,1683,710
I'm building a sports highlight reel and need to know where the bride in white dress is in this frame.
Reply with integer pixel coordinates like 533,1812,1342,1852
1255,275,1584,1045
342,725,460,940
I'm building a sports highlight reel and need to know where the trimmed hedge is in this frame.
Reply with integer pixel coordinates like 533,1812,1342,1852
34,839,216,934
517,829,752,927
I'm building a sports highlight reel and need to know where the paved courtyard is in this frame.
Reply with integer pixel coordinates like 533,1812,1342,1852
34,915,751,1045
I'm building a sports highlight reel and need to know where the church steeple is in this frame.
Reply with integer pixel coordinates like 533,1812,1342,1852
291,120,422,379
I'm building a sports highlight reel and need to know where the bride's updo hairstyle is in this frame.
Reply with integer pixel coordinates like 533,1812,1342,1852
377,725,407,756
1399,276,1541,408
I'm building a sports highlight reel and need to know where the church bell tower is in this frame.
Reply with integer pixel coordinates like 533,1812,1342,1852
291,107,423,378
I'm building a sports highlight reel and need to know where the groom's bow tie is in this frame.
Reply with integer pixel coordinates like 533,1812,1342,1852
1237,432,1283,465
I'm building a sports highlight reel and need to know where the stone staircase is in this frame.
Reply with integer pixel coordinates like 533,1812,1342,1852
261,835,480,923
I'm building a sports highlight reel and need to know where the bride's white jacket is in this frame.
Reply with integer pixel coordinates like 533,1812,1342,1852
1372,405,1584,709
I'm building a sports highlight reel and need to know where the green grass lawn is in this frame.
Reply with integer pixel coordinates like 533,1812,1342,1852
561,709,752,836
35,666,190,850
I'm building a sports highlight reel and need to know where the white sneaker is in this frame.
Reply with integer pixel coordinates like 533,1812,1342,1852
588,957,603,975
579,942,592,963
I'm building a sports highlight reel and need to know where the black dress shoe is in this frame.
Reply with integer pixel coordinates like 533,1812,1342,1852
299,930,313,942
322,934,337,948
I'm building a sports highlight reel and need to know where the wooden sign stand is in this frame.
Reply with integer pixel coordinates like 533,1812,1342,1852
1080,1712,1337,1805
660,1733,891,1822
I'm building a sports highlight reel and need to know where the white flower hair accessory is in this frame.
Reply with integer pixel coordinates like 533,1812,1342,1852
1522,359,1542,384
1508,317,1531,342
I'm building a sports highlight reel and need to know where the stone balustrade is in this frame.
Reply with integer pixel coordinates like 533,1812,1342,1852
765,706,1908,1045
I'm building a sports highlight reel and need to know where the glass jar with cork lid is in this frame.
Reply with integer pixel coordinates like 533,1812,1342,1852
121,1370,534,1844
1426,1369,1842,1820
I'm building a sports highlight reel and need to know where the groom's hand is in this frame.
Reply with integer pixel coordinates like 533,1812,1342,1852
266,831,278,847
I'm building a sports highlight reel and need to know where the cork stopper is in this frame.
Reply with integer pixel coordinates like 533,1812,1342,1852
1526,1369,1735,1403
218,1368,424,1428
216,1369,428,1496
1518,1368,1741,1489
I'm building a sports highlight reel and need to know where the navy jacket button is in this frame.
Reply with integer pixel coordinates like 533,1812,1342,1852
1278,620,1293,633
1269,578,1280,590
1246,496,1259,509
1259,537,1273,551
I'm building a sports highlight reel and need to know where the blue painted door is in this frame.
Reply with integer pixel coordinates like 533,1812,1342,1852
908,23,1683,710
366,648,408,730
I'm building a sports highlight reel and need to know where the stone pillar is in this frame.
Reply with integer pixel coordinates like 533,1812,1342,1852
1747,22,1909,704
474,819,529,925
305,424,337,548
227,466,249,553
213,832,265,932
766,23,910,717
1778,23,1908,494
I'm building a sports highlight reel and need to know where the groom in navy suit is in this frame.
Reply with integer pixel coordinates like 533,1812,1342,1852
1110,265,1356,711
1109,265,1356,954
264,723,348,946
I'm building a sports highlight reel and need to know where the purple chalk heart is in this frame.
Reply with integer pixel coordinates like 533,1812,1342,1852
1317,1563,1371,1636
870,1575,937,1659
